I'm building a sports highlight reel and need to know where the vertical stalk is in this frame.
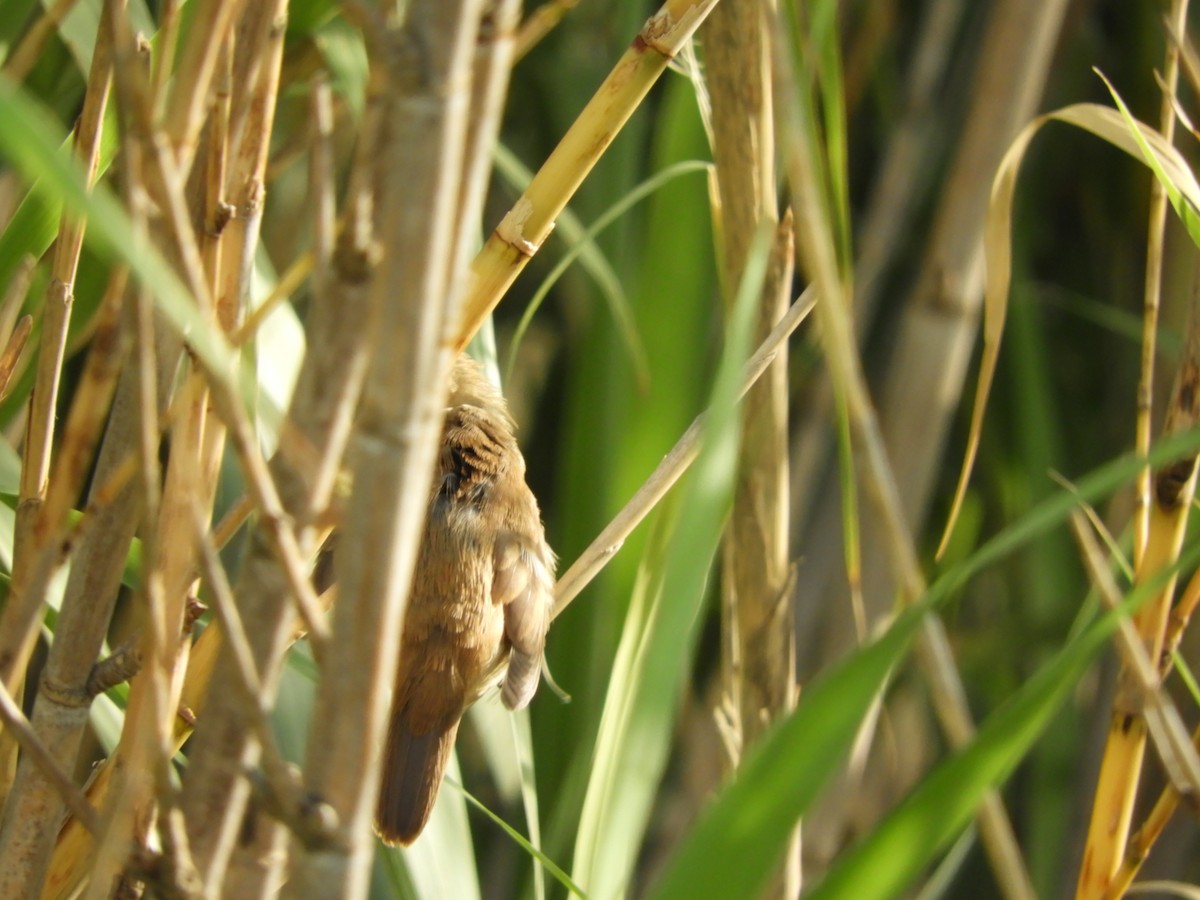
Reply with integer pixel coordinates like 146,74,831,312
1075,4,1192,897
178,13,376,888
0,3,122,890
703,0,797,895
284,3,484,896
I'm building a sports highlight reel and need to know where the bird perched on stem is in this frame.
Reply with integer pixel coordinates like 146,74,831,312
375,354,555,845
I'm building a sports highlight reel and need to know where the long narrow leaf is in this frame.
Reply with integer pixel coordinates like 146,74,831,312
649,425,1200,900
571,221,770,897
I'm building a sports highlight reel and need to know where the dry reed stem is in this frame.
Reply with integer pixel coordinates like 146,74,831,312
0,0,119,702
1078,294,1200,898
703,1,797,894
0,272,127,893
1077,6,1193,895
1108,723,1200,896
790,0,1064,889
772,9,1037,898
789,0,965,539
286,4,487,895
0,3,123,889
79,5,255,897
454,0,523,297
514,0,581,60
1132,1,1190,576
0,315,31,402
176,60,378,891
21,4,285,893
1163,563,1200,663
1070,513,1200,799
455,0,720,348
162,0,248,172
1080,465,1200,897
82,85,165,900
0,680,100,839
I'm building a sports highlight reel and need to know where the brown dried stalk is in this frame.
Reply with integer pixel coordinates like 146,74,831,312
285,3,489,895
177,62,378,890
703,1,797,895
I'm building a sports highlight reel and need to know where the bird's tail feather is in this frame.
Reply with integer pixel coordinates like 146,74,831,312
375,713,459,846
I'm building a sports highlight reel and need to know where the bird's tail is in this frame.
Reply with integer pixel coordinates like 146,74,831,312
375,711,460,846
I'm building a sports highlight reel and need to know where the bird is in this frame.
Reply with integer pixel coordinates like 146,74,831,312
374,354,555,845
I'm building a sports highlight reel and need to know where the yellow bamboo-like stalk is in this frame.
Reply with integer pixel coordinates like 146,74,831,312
1105,716,1200,898
1076,4,1192,896
1076,484,1196,899
456,0,721,347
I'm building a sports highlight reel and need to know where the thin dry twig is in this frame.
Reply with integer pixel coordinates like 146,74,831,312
554,288,815,617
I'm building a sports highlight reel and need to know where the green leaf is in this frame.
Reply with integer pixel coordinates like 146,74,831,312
648,425,1200,900
808,559,1188,899
571,221,769,897
647,602,928,900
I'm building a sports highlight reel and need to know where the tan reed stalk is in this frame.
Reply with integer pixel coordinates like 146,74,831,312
703,1,798,895
554,289,814,618
0,2,122,888
0,0,119,704
176,57,380,893
284,3,486,895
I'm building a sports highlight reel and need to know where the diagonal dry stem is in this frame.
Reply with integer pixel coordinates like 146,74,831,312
554,288,814,618
456,0,721,347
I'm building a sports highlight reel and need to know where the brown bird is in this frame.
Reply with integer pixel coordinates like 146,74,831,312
375,355,555,845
